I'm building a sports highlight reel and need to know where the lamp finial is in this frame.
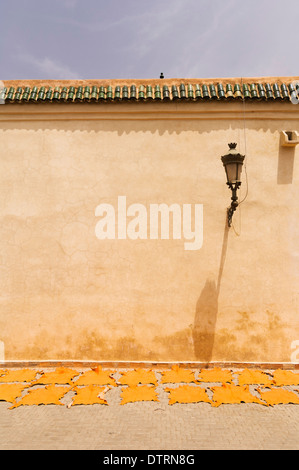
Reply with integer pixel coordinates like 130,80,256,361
228,142,237,150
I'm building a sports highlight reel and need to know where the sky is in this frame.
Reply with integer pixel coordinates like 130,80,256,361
0,0,298,80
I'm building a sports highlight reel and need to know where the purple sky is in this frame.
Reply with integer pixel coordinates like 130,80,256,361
1,0,298,80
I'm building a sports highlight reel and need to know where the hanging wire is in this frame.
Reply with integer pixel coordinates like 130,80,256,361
231,78,249,235
238,77,249,206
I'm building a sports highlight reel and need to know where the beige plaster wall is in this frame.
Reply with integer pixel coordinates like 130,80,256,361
0,100,298,363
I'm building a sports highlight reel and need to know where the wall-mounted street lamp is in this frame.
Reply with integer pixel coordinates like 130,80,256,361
221,143,245,227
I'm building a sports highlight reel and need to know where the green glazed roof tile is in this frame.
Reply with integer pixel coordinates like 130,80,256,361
91,86,98,100
194,84,201,99
75,86,83,101
84,86,90,101
162,85,170,100
233,84,242,98
16,87,24,101
172,85,179,99
258,83,266,98
217,83,225,99
146,85,153,99
98,86,106,100
202,84,209,99
273,83,281,99
280,84,289,99
209,84,217,99
2,80,297,104
7,87,15,101
114,86,121,100
226,84,234,98
250,83,257,98
242,84,250,99
22,86,30,101
179,83,186,99
106,86,113,100
130,85,137,100
45,87,53,101
122,85,129,100
138,85,145,99
0,87,6,102
187,84,194,99
53,86,60,101
60,86,68,101
67,86,74,101
29,86,38,101
265,83,274,99
154,85,161,100
288,83,296,96
38,86,46,101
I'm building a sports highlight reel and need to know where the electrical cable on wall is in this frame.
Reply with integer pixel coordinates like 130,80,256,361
239,77,249,206
231,78,249,236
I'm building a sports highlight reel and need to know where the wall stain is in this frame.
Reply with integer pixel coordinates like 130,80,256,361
211,310,290,362
4,309,292,362
154,327,195,361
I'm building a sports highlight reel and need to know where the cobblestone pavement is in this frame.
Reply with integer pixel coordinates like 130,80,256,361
0,366,298,450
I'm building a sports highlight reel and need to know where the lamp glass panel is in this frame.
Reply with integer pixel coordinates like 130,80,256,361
237,163,243,181
225,162,238,184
